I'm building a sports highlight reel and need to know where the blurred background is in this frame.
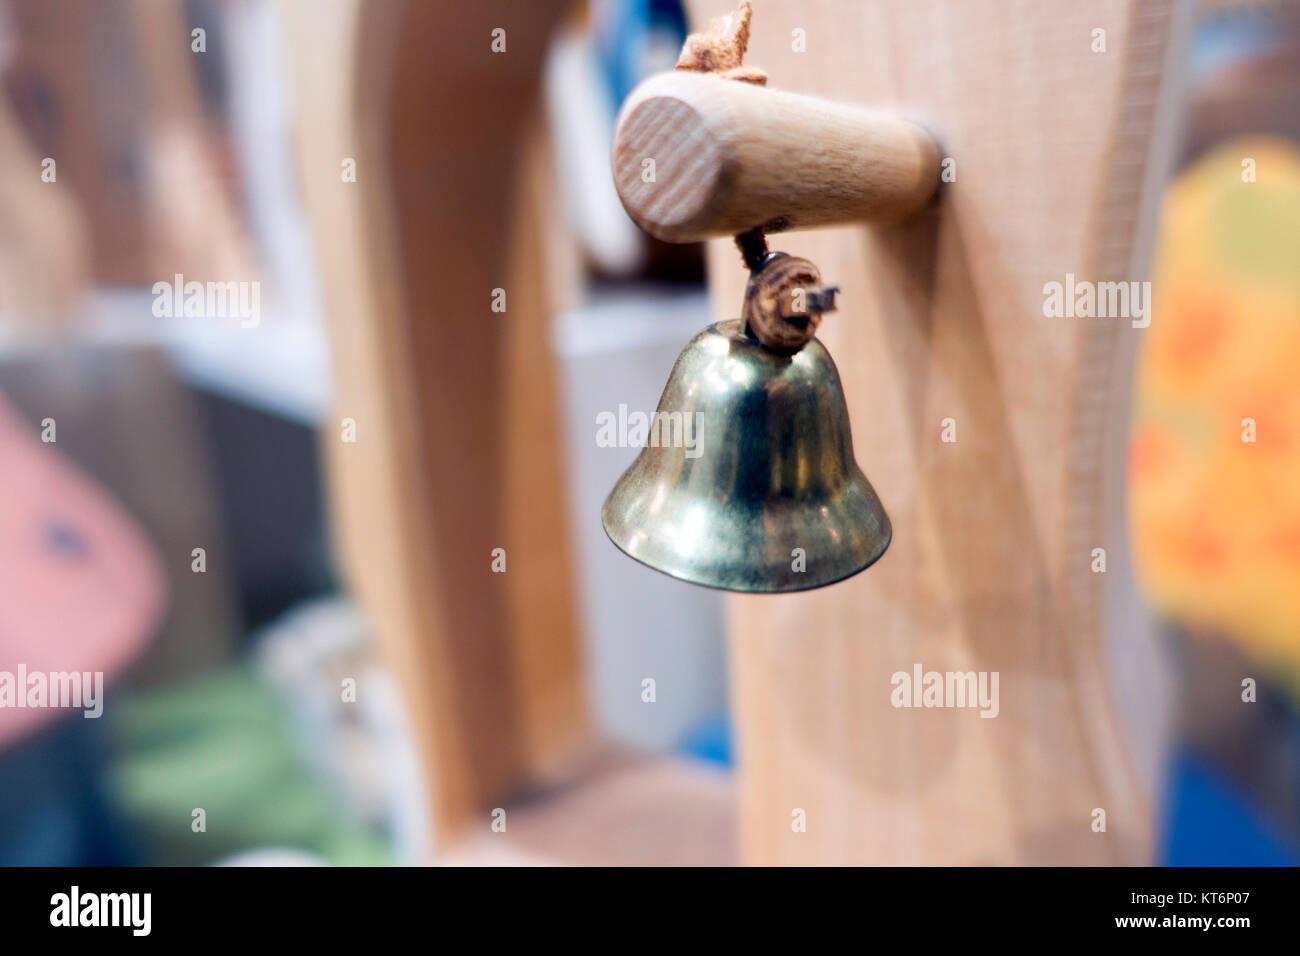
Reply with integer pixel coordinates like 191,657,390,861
0,0,1296,866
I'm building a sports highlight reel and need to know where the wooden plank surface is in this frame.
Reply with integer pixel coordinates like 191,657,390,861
687,0,1189,865
437,755,735,867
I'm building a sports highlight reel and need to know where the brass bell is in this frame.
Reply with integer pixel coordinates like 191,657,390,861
602,252,891,592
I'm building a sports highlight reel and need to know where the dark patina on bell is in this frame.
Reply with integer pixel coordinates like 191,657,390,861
602,307,891,593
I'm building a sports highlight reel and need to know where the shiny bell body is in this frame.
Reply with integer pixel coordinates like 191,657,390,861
602,319,891,592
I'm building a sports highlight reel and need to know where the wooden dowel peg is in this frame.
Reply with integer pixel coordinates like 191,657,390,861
613,71,941,243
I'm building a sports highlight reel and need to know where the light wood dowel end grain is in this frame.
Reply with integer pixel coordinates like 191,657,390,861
612,71,940,242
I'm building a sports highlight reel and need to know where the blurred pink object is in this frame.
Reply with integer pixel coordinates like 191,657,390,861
0,392,164,747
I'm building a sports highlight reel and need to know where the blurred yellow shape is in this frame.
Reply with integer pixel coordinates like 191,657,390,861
1131,138,1300,696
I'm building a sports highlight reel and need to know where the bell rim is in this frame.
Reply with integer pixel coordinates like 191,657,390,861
600,507,892,594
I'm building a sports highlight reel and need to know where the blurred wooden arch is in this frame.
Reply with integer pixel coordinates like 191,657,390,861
279,0,589,840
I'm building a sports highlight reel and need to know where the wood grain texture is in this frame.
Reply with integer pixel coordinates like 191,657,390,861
437,754,735,867
614,71,940,241
279,0,589,841
688,0,1189,865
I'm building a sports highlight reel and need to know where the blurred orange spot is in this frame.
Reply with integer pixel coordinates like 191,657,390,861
1178,526,1229,573
1159,296,1227,370
1228,389,1294,454
1269,522,1300,563
1129,427,1171,480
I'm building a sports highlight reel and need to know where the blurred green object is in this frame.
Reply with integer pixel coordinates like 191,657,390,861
106,665,391,866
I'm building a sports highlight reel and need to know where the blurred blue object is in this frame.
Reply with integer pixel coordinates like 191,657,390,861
679,715,732,767
1161,752,1300,866
0,714,138,866
1189,10,1290,83
592,0,687,108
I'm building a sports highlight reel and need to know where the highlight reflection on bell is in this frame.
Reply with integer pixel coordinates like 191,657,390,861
602,317,891,593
